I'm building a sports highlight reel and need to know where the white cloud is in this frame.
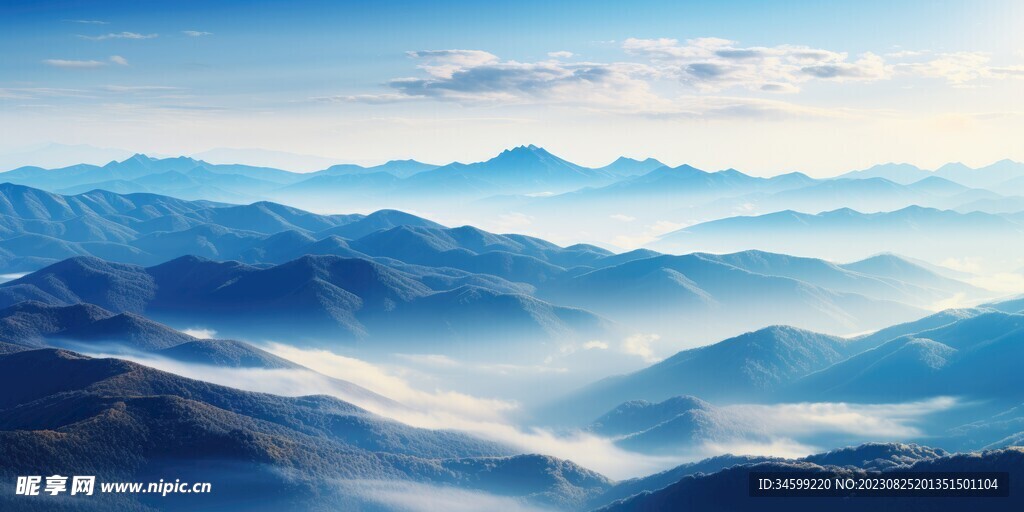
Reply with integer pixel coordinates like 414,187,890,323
103,345,679,479
314,93,416,104
989,66,1024,77
340,49,663,109
894,52,991,84
330,40,1019,118
79,32,158,41
101,85,179,93
266,344,516,422
109,55,129,66
42,59,107,69
182,30,212,37
723,397,957,440
85,344,961,480
623,37,891,92
181,327,217,339
64,19,109,25
582,340,609,350
621,332,662,362
609,213,636,222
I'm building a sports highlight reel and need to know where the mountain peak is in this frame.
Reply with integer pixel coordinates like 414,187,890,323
500,144,546,156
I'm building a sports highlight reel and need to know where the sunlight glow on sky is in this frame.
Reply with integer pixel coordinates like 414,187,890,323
2,0,1023,175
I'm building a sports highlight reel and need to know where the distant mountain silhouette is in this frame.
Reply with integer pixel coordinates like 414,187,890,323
593,157,667,177
311,159,439,178
838,162,932,184
400,145,617,196
650,206,1024,268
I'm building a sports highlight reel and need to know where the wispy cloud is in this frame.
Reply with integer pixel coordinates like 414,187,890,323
111,345,680,479
315,93,417,104
182,30,212,37
336,49,664,110
335,39,1024,119
42,59,107,69
622,37,890,92
64,19,109,25
100,85,180,93
44,55,129,68
79,32,158,41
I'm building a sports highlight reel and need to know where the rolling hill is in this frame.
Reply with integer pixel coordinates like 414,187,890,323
0,348,612,511
0,255,610,351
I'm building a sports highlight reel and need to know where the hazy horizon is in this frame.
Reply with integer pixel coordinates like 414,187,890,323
3,0,1024,175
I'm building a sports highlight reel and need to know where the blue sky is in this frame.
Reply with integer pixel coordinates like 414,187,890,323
2,0,1023,174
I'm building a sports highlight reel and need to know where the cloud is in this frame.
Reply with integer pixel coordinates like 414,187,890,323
723,397,957,439
79,32,158,41
314,93,416,104
609,213,636,222
582,340,609,350
109,55,129,66
548,51,574,59
266,344,516,422
182,30,212,37
104,345,679,479
64,19,109,25
989,66,1024,77
100,85,179,93
894,52,991,84
85,343,962,480
338,48,663,109
623,37,891,92
335,43,902,119
42,59,107,69
621,332,662,362
181,327,216,339
697,397,960,459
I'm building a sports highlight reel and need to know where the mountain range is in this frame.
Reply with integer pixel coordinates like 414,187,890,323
650,206,1024,270
5,150,1023,222
0,183,978,353
0,347,988,512
544,303,1024,424
0,255,610,352
0,348,614,511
